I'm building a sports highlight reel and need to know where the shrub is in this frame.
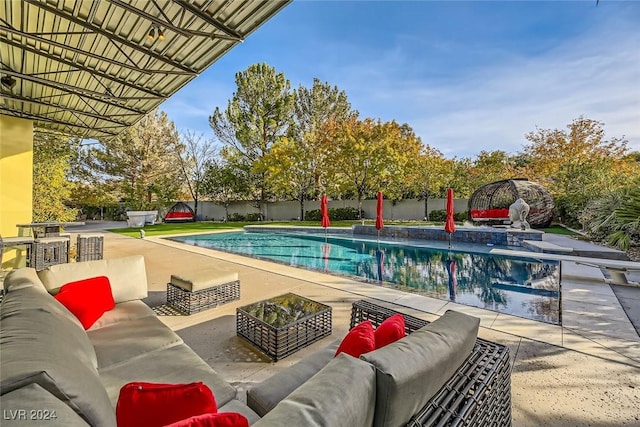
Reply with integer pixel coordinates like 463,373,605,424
428,209,447,222
454,211,469,222
332,207,359,220
304,207,359,222
554,194,588,229
246,213,262,221
227,212,245,222
305,209,321,221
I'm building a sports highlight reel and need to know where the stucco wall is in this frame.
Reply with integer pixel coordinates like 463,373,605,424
0,115,34,268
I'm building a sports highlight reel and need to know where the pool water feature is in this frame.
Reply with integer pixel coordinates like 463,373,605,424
170,231,561,324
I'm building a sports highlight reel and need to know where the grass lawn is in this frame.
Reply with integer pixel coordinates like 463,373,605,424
108,220,579,238
107,220,366,238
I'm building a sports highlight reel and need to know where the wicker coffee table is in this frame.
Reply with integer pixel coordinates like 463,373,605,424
236,293,332,361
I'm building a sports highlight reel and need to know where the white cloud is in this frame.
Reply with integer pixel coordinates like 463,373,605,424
329,18,640,158
162,7,640,159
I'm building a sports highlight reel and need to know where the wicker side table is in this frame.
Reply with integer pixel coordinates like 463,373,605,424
33,236,70,271
167,272,240,315
236,293,332,361
76,233,104,262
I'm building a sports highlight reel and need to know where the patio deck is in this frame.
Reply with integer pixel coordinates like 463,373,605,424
86,227,640,426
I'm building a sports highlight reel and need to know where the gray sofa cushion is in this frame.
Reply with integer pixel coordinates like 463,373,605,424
0,289,116,427
88,300,156,331
0,286,96,368
247,338,340,416
253,354,376,427
0,383,90,426
99,344,237,408
87,315,182,370
360,310,479,427
37,255,148,303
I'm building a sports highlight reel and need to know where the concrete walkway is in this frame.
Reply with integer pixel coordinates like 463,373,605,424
76,224,640,426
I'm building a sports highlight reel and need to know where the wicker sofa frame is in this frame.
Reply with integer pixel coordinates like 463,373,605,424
351,300,512,427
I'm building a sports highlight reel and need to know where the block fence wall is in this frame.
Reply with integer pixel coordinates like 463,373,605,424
184,198,469,222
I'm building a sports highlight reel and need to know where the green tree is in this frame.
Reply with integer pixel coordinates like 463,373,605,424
266,79,355,219
408,145,453,218
209,63,294,219
325,117,420,218
469,150,513,187
202,149,250,220
82,109,182,210
176,132,216,220
522,116,629,226
32,131,78,222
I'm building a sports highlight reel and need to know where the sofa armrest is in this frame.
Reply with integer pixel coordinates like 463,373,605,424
351,300,512,427
3,268,48,293
1,383,90,426
247,339,340,416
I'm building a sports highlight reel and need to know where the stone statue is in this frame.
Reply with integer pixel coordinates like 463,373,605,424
509,198,530,230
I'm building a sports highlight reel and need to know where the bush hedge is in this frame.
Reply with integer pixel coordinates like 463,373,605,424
428,209,447,222
305,207,359,221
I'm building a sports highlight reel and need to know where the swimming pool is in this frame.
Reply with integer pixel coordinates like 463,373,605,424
170,231,561,324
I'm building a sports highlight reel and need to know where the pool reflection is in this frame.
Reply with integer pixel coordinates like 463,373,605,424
172,232,560,325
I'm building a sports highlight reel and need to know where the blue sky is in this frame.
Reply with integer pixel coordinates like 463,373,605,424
161,0,640,159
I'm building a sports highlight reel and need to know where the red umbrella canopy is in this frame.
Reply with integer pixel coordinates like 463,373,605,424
375,191,384,230
446,258,457,301
445,188,456,234
321,195,330,228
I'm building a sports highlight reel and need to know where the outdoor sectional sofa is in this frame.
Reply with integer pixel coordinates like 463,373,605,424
0,255,260,426
0,255,512,426
249,300,512,426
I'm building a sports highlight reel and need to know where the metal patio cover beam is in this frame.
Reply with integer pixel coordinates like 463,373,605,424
0,0,291,139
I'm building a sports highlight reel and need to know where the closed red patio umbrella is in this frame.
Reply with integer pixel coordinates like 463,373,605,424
376,248,385,284
446,257,457,302
322,242,331,272
375,191,384,246
445,188,456,249
320,195,330,241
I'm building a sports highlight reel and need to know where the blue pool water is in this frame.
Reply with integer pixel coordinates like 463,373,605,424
170,231,561,324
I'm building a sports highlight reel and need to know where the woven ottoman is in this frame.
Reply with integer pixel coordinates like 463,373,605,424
167,271,240,315
32,236,70,271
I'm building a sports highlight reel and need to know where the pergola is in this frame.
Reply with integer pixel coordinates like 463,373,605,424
0,0,290,242
0,0,291,139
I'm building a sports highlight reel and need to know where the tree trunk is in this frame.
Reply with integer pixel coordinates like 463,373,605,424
424,195,429,220
193,199,198,222
358,192,363,219
299,196,304,221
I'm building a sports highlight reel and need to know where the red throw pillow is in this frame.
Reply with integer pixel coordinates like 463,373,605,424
334,320,376,358
374,314,406,349
116,382,218,427
54,276,115,329
165,412,249,427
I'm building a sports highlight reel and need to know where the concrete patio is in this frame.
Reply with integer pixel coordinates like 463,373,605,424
90,227,639,426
